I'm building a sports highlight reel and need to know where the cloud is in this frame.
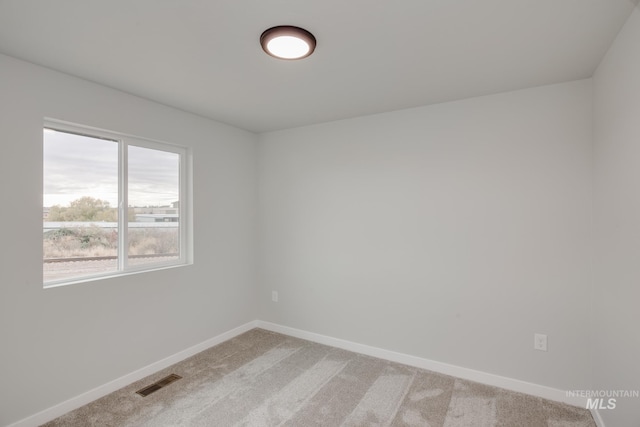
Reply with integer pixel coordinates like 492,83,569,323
44,130,179,207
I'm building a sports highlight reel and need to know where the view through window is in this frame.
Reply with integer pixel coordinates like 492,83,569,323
43,123,187,285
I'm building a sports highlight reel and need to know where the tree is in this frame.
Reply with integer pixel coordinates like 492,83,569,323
48,197,117,222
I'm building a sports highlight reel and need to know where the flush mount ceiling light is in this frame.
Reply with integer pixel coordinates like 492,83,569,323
260,26,316,60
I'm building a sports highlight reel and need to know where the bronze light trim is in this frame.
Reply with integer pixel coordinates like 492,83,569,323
260,25,316,60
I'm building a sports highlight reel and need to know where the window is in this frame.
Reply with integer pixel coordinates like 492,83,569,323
43,120,190,286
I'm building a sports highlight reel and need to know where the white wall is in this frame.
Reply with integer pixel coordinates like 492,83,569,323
0,53,258,426
593,6,640,427
258,80,594,391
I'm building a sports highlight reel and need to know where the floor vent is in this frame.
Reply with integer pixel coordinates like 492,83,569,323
136,374,182,397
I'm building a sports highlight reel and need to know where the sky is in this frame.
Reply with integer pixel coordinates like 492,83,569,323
43,128,179,208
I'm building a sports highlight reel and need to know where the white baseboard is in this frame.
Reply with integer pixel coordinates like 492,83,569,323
256,321,591,410
7,320,259,427
591,408,606,427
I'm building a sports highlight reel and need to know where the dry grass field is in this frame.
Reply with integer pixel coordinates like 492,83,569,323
43,226,178,259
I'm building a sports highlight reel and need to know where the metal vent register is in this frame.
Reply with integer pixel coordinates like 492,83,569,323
136,374,182,397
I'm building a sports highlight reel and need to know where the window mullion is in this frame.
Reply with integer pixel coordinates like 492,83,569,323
180,152,189,263
118,140,128,271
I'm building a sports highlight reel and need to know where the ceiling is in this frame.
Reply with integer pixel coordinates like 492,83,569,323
0,1,637,133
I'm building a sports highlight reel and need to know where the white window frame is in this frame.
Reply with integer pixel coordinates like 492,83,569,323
43,119,192,288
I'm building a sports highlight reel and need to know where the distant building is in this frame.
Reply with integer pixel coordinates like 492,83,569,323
133,206,177,215
135,214,179,223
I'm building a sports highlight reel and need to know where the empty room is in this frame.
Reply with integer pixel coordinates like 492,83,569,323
1,1,639,426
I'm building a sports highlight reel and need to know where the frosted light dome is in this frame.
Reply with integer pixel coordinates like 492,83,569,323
260,26,316,60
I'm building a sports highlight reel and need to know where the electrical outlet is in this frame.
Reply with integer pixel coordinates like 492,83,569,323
272,291,278,302
534,333,547,351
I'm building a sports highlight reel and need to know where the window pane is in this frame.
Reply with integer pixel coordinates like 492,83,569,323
127,145,180,267
43,129,119,283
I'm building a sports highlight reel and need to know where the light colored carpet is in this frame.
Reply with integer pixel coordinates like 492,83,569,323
42,328,596,426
